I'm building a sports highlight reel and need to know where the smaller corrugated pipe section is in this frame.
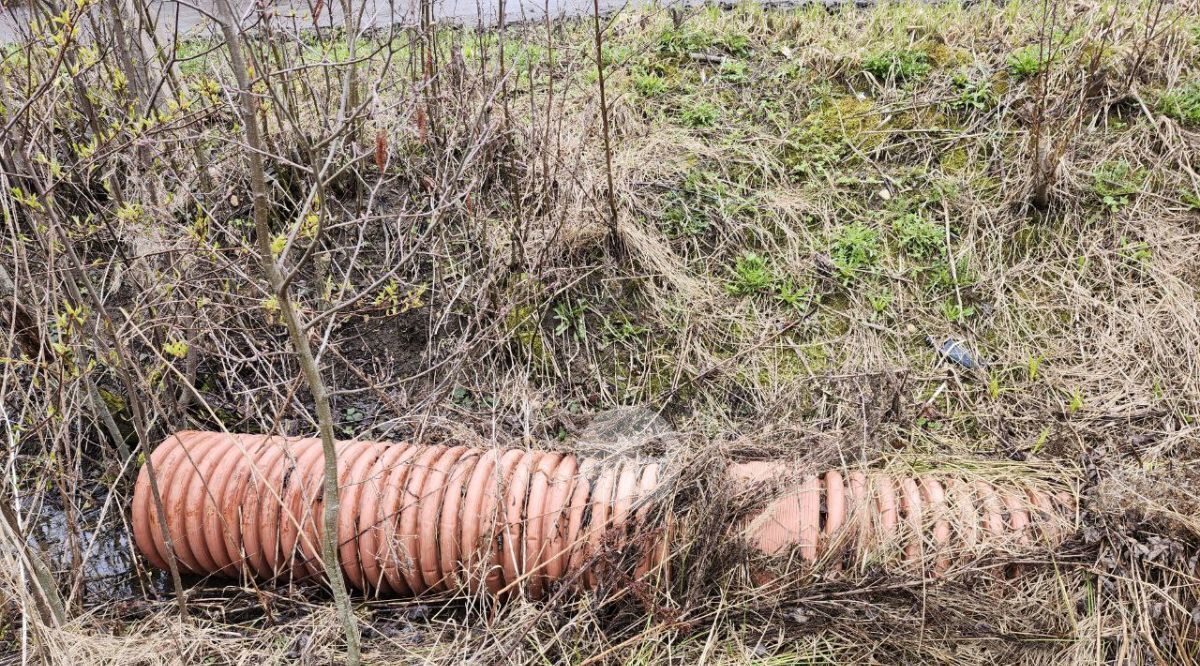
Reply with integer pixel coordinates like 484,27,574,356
132,432,1076,597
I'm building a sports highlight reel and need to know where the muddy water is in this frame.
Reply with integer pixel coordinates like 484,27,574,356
25,486,142,603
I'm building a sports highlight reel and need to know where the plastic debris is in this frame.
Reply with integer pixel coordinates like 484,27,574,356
927,336,983,369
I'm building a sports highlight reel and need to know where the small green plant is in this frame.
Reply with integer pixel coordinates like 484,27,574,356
261,294,280,320
450,386,473,408
1181,188,1200,211
893,213,943,259
987,374,1001,399
718,59,750,83
1026,354,1044,381
1031,425,1051,453
448,387,492,410
863,49,931,83
601,316,649,343
774,279,811,312
1091,160,1145,212
375,279,401,313
162,339,189,359
1065,387,1084,415
1006,46,1046,80
657,26,749,60
115,202,143,224
338,405,366,435
776,60,807,81
948,73,994,111
867,288,893,315
939,300,975,323
1156,81,1200,126
374,280,426,316
830,223,880,277
661,196,709,238
661,169,736,237
552,299,588,341
720,33,751,57
727,252,774,296
680,100,719,128
926,256,976,292
783,128,844,180
726,254,812,312
915,414,943,431
1118,236,1152,266
633,71,668,97
599,43,632,68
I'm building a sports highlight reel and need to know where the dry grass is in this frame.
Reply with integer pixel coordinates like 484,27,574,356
2,0,1200,662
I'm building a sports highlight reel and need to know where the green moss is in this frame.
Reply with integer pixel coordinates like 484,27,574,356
819,308,851,337
501,276,549,362
768,345,806,384
968,174,1001,199
799,343,829,371
782,96,883,179
811,96,878,142
97,387,125,413
940,146,970,173
927,43,970,68
605,353,679,403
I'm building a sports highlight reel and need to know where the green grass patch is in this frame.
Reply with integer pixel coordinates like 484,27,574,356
863,49,932,83
893,213,944,259
1091,160,1145,212
1157,81,1200,126
1006,45,1047,80
830,222,881,278
679,99,720,127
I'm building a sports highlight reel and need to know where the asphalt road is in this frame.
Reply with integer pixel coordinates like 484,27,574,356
1,0,669,43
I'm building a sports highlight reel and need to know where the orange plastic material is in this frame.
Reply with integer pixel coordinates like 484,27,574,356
132,432,1075,597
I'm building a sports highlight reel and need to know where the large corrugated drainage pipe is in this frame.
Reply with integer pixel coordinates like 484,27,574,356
132,431,1076,597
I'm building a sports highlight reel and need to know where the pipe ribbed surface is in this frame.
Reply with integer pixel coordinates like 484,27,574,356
132,432,1075,597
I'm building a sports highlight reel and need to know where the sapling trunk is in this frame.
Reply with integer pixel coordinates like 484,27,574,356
590,0,622,256
213,4,361,663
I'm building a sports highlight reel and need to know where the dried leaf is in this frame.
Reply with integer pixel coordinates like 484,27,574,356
374,130,387,171
415,106,428,144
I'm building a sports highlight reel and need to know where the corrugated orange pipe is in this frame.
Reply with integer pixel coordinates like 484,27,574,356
132,432,1074,597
